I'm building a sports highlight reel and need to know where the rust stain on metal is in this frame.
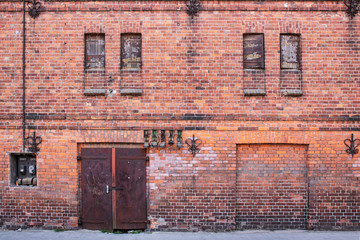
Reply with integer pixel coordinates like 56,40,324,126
112,148,116,229
115,148,147,230
81,148,112,231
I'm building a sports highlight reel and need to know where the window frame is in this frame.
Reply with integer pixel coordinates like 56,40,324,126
84,33,106,72
280,33,301,70
243,33,265,70
121,33,142,71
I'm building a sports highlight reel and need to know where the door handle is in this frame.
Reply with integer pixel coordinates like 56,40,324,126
106,185,109,193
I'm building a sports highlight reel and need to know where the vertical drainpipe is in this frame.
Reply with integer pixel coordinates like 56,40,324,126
22,0,26,150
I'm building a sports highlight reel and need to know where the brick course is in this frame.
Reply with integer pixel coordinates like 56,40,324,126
0,0,359,231
236,144,308,230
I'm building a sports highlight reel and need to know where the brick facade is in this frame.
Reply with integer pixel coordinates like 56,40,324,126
0,0,359,231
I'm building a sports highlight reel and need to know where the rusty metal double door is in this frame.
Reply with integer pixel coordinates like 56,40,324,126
81,148,147,230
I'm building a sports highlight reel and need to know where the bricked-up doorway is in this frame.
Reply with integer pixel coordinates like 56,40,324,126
236,144,308,230
81,148,147,231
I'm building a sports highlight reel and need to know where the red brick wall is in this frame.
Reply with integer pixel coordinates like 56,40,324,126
0,0,359,231
236,144,308,230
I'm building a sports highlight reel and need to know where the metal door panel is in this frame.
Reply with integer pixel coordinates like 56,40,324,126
81,148,112,230
114,148,147,229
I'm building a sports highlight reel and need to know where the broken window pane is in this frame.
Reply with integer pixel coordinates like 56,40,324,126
85,34,105,70
121,34,142,70
243,34,265,69
281,34,300,69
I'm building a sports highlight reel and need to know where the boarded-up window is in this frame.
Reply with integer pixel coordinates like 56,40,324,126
121,34,142,70
243,34,265,69
281,34,300,69
85,34,105,70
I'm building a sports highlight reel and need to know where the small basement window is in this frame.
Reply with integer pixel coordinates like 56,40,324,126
10,153,37,186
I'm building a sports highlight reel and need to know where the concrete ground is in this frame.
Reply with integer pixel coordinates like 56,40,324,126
0,229,359,240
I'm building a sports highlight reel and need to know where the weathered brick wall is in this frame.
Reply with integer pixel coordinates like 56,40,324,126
0,0,359,231
236,144,308,230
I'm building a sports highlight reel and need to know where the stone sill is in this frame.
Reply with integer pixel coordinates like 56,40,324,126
120,89,143,96
244,89,266,96
84,69,105,73
244,69,265,72
6,152,36,156
83,89,106,96
280,69,301,72
121,68,142,72
281,89,303,97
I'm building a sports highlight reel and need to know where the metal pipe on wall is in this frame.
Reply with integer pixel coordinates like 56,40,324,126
22,0,26,151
